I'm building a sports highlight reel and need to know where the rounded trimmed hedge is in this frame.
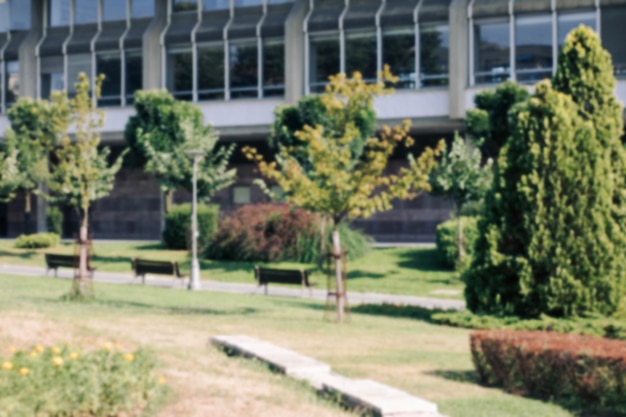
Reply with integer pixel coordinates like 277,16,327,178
162,203,219,252
435,216,479,270
14,233,60,249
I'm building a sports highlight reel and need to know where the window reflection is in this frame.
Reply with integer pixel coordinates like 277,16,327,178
236,0,263,6
230,41,258,99
420,25,449,87
345,32,377,82
204,0,231,10
475,21,510,84
50,0,71,26
103,0,128,21
11,1,31,30
167,49,193,101
132,0,155,18
41,73,64,100
383,28,414,89
75,0,98,24
67,54,92,97
126,51,143,104
309,34,339,93
0,2,7,32
263,39,285,97
601,7,626,77
174,0,197,12
198,44,225,100
516,15,552,83
97,53,122,107
6,62,20,107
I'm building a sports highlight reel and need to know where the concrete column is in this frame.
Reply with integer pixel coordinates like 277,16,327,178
19,0,44,99
142,0,168,90
284,0,308,105
448,0,468,120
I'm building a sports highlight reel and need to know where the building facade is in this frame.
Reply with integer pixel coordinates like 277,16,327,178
0,0,625,241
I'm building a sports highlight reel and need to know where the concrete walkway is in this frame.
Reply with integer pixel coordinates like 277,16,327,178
0,263,465,311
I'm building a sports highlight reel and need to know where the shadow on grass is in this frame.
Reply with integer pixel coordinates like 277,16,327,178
396,247,451,273
346,270,386,280
0,250,42,260
134,243,168,251
351,303,445,323
425,369,480,384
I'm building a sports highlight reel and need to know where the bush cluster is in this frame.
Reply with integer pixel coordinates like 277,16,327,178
162,203,219,252
471,330,626,409
0,343,167,417
46,206,63,236
14,233,60,249
435,216,479,269
207,203,371,263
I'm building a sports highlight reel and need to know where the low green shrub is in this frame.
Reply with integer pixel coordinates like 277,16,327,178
162,203,219,252
14,233,60,249
208,204,371,263
0,344,167,417
46,206,63,236
435,216,479,270
471,330,626,410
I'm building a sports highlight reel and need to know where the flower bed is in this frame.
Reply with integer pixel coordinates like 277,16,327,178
470,330,626,408
0,343,167,417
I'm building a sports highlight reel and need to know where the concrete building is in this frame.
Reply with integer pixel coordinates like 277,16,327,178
0,0,625,241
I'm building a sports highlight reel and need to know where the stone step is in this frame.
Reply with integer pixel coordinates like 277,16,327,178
211,335,446,417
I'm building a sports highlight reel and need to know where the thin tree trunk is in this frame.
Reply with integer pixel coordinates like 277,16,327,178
165,189,174,213
456,203,464,263
332,225,344,323
78,206,90,294
24,191,31,235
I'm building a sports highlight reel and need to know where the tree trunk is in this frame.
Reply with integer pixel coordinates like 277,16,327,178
164,189,174,213
456,203,464,263
24,191,31,235
77,207,90,295
332,226,344,323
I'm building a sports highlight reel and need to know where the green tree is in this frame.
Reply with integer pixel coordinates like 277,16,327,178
124,90,206,212
2,98,68,233
245,70,443,322
429,133,492,263
48,73,127,298
465,81,530,158
0,146,23,201
465,27,626,318
140,118,237,202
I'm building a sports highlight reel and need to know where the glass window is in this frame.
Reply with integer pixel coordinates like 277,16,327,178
173,0,197,12
0,2,8,33
198,44,225,100
50,0,71,26
125,51,143,104
516,15,552,83
558,11,595,46
6,61,20,107
233,186,251,204
420,24,449,87
474,21,510,84
230,41,258,99
75,0,98,24
383,28,415,89
601,7,626,77
11,2,31,30
268,0,294,4
131,0,154,18
97,53,122,107
235,0,262,6
204,0,230,10
41,73,65,99
67,54,93,97
166,49,193,101
345,32,377,82
263,39,284,97
103,0,128,21
309,34,339,93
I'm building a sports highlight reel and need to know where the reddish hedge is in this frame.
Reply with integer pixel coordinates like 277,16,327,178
470,330,626,406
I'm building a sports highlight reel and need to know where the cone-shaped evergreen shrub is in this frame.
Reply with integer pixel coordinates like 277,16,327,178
465,27,626,318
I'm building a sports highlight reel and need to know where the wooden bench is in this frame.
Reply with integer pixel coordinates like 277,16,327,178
254,266,314,296
131,258,186,286
45,254,95,278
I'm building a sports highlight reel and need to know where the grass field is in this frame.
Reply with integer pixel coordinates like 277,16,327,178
0,274,591,417
0,240,463,299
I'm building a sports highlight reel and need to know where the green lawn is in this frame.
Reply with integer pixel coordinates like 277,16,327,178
0,240,463,299
0,274,583,417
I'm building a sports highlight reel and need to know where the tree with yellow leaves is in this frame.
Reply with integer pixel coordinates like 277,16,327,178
245,69,443,322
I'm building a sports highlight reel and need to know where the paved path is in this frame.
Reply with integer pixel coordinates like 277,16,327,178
0,263,465,311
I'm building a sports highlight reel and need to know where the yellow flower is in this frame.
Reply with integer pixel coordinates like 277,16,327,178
9,346,16,353
29,351,38,359
157,376,166,384
102,342,113,351
19,367,29,376
2,361,13,371
35,345,44,353
114,343,121,350
123,353,134,362
52,356,64,367
52,347,61,354
69,352,79,361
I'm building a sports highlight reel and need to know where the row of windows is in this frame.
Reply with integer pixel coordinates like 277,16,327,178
49,0,154,26
473,8,626,84
173,0,293,12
